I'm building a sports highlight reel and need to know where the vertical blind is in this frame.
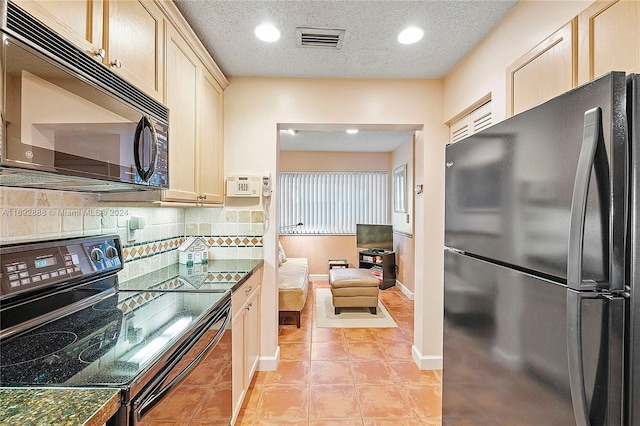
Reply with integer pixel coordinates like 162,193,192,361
279,172,389,234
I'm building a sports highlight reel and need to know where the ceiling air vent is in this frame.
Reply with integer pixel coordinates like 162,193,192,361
296,27,345,49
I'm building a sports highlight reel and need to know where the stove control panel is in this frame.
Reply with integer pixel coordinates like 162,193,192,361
0,235,122,298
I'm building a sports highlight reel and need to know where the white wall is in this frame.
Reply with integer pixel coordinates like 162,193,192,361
391,136,416,296
224,77,448,370
391,136,414,235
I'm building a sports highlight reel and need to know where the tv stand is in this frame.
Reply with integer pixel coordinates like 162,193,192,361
358,250,396,289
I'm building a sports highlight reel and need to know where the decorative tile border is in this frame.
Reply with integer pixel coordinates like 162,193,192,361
122,235,263,263
201,235,263,247
122,237,185,262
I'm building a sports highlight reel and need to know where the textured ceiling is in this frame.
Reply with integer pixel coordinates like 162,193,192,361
173,0,517,79
172,0,517,151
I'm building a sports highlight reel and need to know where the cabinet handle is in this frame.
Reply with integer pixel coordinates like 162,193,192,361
245,286,253,295
246,302,252,311
93,48,106,59
110,59,122,69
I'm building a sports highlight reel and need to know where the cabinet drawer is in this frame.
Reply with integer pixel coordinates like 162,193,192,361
232,272,261,315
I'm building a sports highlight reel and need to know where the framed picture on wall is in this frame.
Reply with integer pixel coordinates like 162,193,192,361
393,164,407,213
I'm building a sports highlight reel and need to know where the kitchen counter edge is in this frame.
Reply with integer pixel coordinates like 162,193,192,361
229,259,264,292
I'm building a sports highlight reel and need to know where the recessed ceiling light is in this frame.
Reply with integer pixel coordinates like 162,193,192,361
398,27,423,45
255,24,280,42
346,129,358,134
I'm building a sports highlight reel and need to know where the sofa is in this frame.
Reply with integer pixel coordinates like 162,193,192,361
278,257,309,327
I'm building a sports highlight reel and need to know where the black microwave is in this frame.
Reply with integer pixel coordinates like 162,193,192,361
0,1,169,192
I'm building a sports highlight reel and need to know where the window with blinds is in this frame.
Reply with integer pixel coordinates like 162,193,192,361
279,171,389,234
449,101,492,143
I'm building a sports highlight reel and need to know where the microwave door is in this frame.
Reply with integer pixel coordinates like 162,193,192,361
2,37,144,185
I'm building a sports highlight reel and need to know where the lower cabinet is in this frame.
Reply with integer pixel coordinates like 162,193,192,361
231,269,262,424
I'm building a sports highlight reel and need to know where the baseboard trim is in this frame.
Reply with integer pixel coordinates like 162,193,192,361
412,345,443,370
395,280,414,300
258,345,280,371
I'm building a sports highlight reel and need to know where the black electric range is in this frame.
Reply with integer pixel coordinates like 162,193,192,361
0,235,232,425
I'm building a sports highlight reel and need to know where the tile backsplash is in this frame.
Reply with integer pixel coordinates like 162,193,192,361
1,188,264,281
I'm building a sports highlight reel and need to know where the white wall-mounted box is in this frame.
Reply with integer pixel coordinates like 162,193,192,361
226,176,261,197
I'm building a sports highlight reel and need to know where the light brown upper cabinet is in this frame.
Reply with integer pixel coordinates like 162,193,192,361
162,24,199,202
104,0,164,101
578,0,640,84
506,19,577,117
161,25,224,204
12,0,164,102
11,0,103,54
198,69,225,204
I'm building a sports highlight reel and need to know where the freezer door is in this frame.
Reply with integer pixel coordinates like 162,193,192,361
443,251,624,425
444,72,627,286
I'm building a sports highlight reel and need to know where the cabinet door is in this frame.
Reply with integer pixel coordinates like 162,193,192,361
578,0,640,84
105,0,164,101
12,0,103,57
506,20,577,117
231,311,245,421
244,287,261,389
198,68,225,204
163,25,198,201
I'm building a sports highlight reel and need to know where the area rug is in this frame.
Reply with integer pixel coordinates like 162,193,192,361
315,288,397,328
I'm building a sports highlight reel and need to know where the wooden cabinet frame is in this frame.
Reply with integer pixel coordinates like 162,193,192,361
506,19,577,117
578,0,640,84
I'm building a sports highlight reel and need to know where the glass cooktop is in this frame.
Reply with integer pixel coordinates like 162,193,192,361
0,289,229,387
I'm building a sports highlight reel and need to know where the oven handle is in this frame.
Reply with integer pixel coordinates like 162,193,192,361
132,300,231,424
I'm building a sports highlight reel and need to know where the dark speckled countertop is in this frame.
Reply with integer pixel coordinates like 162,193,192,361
119,258,263,292
0,388,120,426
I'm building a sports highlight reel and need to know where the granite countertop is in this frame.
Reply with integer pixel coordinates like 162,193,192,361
0,388,121,426
119,258,264,293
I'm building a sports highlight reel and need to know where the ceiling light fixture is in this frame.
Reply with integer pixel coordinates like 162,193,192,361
346,129,358,134
255,23,281,42
398,27,424,45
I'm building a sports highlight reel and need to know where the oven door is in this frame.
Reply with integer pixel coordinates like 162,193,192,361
130,298,232,425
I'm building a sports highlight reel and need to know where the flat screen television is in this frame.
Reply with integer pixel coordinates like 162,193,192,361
356,224,393,252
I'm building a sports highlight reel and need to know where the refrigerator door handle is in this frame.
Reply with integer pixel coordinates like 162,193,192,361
567,289,598,426
568,289,625,426
567,107,607,292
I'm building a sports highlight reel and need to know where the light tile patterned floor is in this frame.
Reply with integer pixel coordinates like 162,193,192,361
236,280,442,425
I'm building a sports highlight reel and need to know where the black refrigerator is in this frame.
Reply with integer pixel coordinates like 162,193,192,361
443,71,639,425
